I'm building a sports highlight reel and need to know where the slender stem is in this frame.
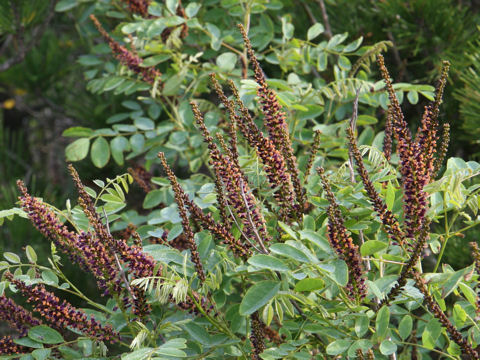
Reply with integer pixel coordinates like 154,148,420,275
433,195,458,273
398,341,457,360
103,208,136,301
316,0,332,39
52,263,114,315
187,289,243,352
347,90,370,272
225,201,262,253
238,178,269,254
363,257,407,265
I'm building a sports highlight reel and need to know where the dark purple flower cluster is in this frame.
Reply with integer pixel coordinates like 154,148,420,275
191,102,271,250
90,15,161,85
347,127,406,250
122,0,150,17
69,165,157,282
131,285,151,319
17,180,120,295
158,152,250,259
6,274,118,343
377,55,450,250
433,123,450,178
250,312,265,360
0,335,28,355
0,295,41,336
209,74,296,220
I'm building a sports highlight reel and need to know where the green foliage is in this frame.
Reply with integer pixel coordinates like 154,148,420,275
61,0,434,171
455,32,480,154
1,1,480,360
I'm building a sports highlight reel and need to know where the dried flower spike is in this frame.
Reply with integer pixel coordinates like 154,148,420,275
90,15,161,85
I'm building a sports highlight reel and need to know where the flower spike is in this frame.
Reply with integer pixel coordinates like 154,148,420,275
6,273,118,343
211,76,296,220
158,152,205,283
90,15,161,85
237,24,305,211
191,101,271,247
317,167,366,300
0,295,41,336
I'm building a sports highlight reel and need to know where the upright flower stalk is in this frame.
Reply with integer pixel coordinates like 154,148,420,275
69,165,157,283
238,24,305,211
377,55,449,250
210,74,296,220
433,123,450,178
317,167,366,300
250,312,265,359
158,152,205,283
347,127,406,249
191,101,271,250
304,130,322,185
412,271,479,359
380,221,431,307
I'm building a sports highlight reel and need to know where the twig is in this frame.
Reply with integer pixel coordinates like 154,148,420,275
225,203,263,254
102,208,136,300
316,0,332,39
301,3,317,25
290,300,323,342
347,90,370,271
239,178,269,254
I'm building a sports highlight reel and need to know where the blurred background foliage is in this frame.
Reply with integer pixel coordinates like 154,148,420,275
1,0,480,305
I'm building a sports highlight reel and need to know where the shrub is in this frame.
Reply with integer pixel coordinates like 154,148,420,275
1,24,480,359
